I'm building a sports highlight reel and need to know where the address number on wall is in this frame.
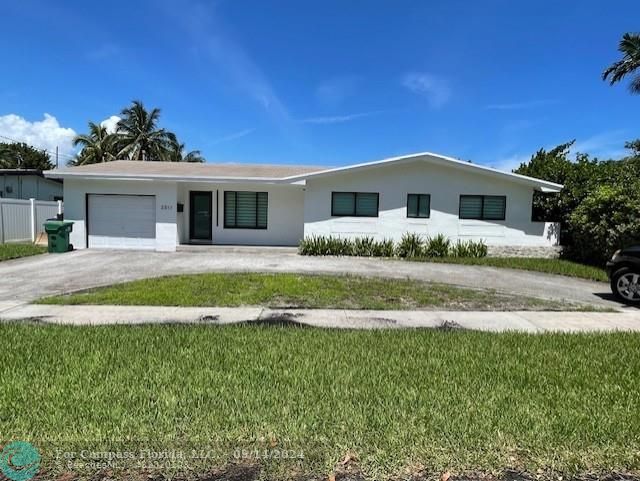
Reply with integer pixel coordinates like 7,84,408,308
160,204,173,211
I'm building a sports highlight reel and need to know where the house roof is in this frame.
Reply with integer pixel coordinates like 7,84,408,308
44,153,563,192
45,160,326,182
0,169,63,183
0,169,45,176
283,152,564,192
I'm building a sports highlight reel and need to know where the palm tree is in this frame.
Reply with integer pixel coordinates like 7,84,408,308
167,134,205,162
603,33,640,94
116,100,174,160
72,122,118,165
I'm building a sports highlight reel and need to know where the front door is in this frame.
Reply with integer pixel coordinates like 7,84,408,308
189,191,212,241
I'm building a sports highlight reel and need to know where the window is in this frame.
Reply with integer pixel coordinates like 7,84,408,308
407,194,430,218
459,195,506,220
224,191,268,229
331,192,379,217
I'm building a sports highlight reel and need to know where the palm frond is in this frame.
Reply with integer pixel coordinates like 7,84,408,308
603,32,640,93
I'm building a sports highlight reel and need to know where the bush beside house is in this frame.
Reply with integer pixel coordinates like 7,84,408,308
299,233,488,259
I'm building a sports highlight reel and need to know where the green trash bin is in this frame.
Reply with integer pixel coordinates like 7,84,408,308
44,220,74,253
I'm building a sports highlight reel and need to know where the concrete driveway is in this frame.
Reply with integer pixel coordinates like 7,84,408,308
0,246,623,310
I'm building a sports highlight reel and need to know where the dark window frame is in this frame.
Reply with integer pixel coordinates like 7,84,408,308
406,193,431,219
224,191,268,229
459,195,506,221
331,192,380,217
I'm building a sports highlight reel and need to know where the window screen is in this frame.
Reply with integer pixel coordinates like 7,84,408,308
482,196,506,220
331,192,379,217
459,195,505,220
224,191,268,228
407,194,430,218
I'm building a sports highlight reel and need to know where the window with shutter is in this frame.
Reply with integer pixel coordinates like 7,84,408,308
224,191,268,229
459,195,505,220
331,192,379,217
407,194,430,218
482,196,506,220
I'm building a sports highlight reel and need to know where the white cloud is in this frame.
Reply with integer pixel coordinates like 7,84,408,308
210,128,255,145
0,113,76,161
402,73,451,108
485,99,558,110
315,75,359,107
178,4,290,124
300,111,384,125
100,115,121,134
490,129,629,173
489,154,531,173
571,130,629,159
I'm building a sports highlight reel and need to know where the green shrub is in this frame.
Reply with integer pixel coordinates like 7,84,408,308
298,235,351,256
467,239,488,258
567,184,640,265
450,240,471,258
299,235,487,259
374,239,395,257
425,234,450,257
451,239,488,258
353,236,376,257
330,237,353,256
396,233,425,258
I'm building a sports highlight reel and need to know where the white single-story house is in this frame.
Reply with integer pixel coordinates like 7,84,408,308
1,169,63,201
44,152,563,254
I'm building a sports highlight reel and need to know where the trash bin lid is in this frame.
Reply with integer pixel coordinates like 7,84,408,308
44,219,74,227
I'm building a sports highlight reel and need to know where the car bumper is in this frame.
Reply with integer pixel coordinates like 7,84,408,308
606,261,617,278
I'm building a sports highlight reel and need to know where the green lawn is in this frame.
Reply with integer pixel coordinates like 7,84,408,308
415,257,608,282
0,242,46,261
39,272,578,311
1,325,639,479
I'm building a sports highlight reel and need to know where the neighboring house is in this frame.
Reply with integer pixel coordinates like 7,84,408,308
0,169,63,201
44,152,562,253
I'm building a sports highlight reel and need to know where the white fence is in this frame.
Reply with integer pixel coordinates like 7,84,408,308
0,198,63,243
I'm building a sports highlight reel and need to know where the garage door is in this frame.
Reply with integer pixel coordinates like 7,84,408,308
88,194,156,249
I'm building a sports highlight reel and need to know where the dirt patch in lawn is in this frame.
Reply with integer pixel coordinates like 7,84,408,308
32,462,640,481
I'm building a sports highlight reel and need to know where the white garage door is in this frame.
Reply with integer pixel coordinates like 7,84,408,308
88,194,156,249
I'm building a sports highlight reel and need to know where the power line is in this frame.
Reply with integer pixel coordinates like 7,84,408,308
0,133,77,159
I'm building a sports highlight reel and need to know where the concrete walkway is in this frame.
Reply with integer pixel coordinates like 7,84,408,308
2,304,640,332
0,247,626,310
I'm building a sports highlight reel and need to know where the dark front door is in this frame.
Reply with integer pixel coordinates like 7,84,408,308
189,191,212,241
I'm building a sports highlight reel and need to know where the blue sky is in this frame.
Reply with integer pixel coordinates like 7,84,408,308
1,0,639,169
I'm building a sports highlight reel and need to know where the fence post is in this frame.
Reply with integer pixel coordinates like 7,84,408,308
30,198,36,243
0,199,4,244
57,200,63,217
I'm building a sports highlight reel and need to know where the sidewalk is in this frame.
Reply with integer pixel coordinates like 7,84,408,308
1,303,639,332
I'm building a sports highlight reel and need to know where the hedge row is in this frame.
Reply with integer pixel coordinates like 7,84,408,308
298,233,487,258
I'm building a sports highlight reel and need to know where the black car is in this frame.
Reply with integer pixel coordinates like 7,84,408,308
607,245,640,305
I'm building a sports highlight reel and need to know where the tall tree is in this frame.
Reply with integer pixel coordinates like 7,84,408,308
0,142,52,170
167,134,205,163
603,32,640,93
514,141,575,224
72,122,118,165
624,139,640,157
116,100,174,160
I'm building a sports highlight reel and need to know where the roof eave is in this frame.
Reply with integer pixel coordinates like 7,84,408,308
282,151,563,192
43,171,305,185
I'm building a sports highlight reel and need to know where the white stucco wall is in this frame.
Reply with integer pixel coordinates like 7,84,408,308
1,175,63,201
303,159,558,246
176,182,304,246
63,178,177,251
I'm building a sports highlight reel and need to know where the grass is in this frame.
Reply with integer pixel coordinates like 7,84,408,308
414,257,609,282
1,324,639,479
0,242,46,261
39,272,580,311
